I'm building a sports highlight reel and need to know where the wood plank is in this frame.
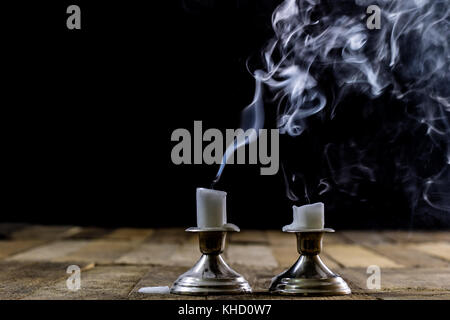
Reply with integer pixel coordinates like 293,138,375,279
270,245,298,268
0,227,447,300
325,244,403,268
374,291,450,300
339,267,450,292
10,225,82,240
266,231,295,246
66,227,112,239
129,265,206,300
381,231,450,243
148,228,191,244
55,240,143,264
322,232,353,246
229,230,268,244
413,242,450,262
6,240,89,262
167,237,199,267
368,244,449,268
227,244,278,269
24,265,148,300
341,231,394,245
115,243,178,265
102,228,153,242
0,240,47,260
0,261,92,299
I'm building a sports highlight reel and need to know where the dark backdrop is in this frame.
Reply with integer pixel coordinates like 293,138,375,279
3,0,449,229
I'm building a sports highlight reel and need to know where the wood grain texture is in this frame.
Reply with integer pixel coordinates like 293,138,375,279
167,236,199,267
0,261,93,300
341,231,395,245
10,225,82,240
54,240,144,264
24,265,149,300
340,267,450,291
227,244,278,269
0,240,46,259
413,242,450,262
381,231,450,243
368,244,450,268
0,224,448,300
229,230,269,244
325,244,403,268
6,241,90,262
115,243,179,265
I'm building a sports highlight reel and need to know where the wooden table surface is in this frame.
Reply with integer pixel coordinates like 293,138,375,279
0,224,449,300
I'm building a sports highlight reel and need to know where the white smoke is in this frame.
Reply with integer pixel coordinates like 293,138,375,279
253,0,449,222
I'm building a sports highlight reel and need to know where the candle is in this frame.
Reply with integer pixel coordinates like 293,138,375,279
283,202,325,231
196,188,227,228
138,286,170,294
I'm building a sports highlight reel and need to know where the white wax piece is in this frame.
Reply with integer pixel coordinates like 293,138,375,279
283,202,325,231
196,188,227,228
138,286,170,294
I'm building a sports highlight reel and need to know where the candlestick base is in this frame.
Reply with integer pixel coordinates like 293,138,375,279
170,229,252,295
269,230,351,296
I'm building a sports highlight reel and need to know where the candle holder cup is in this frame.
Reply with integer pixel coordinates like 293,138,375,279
269,228,351,296
170,225,252,295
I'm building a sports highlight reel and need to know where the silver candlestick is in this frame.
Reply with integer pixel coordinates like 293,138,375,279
270,228,351,296
170,225,252,295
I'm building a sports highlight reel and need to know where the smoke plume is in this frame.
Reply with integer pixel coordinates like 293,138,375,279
251,0,449,226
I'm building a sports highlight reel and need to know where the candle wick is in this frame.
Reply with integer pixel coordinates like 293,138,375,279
210,175,220,190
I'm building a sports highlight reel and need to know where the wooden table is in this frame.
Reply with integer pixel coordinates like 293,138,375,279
0,224,449,300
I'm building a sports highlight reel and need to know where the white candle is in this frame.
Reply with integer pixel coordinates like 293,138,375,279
283,202,325,231
196,188,227,228
138,286,170,294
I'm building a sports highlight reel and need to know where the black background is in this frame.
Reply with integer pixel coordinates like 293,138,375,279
3,0,449,229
